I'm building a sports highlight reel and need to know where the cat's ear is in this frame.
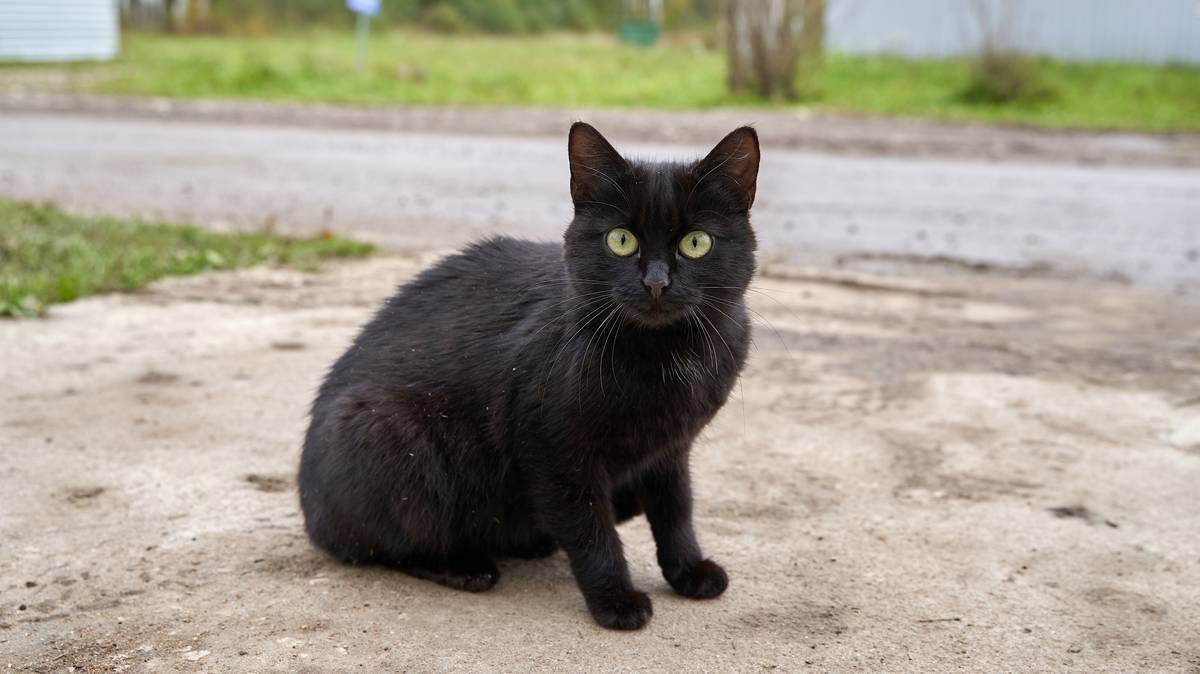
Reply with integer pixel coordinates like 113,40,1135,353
694,127,760,211
568,122,627,203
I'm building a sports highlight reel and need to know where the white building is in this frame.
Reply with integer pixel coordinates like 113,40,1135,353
827,0,1200,65
0,0,120,62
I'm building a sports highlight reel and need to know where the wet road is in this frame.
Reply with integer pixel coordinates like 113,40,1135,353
2,111,1198,292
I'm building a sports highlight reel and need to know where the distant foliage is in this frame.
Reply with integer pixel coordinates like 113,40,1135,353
963,50,1053,104
133,0,717,34
726,0,826,101
960,0,1053,104
422,4,468,34
458,0,526,34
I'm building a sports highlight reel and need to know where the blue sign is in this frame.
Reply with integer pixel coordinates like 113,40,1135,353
346,0,380,16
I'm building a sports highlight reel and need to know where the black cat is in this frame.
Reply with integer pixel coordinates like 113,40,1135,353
299,122,759,630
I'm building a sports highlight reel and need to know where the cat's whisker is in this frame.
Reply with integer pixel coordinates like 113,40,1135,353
537,289,611,312
685,135,750,210
574,165,631,207
692,209,739,225
687,308,719,377
596,304,623,398
696,307,737,366
702,298,757,354
703,295,792,356
700,284,810,327
542,299,614,388
526,291,613,341
538,303,604,386
515,278,610,299
577,200,631,218
699,299,748,333
533,292,620,398
579,305,621,406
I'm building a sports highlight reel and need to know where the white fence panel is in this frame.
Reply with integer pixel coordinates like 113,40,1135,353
0,0,119,62
827,0,1200,64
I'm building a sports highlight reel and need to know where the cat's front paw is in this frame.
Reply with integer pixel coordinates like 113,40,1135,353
666,559,728,599
585,590,653,630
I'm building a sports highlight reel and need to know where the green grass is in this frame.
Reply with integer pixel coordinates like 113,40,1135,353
0,199,373,317
6,31,1199,131
817,54,1200,132
100,32,731,108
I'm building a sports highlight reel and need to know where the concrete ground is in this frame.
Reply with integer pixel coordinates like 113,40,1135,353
2,254,1199,672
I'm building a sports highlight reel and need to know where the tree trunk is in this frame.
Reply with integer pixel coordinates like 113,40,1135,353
725,0,753,93
183,0,209,31
726,0,825,100
163,0,177,32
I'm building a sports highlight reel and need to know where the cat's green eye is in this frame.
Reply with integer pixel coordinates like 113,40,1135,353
606,228,639,257
678,231,713,259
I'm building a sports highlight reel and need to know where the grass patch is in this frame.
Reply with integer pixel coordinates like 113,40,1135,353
98,32,732,108
0,199,373,317
3,32,1197,131
817,55,1200,132
48,32,1199,132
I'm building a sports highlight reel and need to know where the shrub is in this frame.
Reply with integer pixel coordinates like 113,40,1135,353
959,0,1053,104
423,3,468,34
461,0,526,34
563,2,598,32
963,50,1053,104
231,54,287,93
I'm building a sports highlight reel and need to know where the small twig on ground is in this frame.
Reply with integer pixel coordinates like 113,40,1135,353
916,617,962,624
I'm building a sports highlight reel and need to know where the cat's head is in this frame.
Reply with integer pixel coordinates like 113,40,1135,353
563,123,759,328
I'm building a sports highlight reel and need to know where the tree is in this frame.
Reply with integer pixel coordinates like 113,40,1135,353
726,0,825,100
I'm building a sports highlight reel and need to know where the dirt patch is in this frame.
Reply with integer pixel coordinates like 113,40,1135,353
136,370,181,386
245,473,293,493
1,256,1198,671
1047,505,1120,528
61,486,105,503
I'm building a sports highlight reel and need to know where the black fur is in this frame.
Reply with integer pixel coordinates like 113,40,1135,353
299,123,760,630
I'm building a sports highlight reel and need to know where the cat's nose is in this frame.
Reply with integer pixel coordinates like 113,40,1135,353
643,260,670,300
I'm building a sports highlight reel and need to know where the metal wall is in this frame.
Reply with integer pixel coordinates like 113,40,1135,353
0,0,119,62
827,0,1200,65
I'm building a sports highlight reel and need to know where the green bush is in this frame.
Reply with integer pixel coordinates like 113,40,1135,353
188,0,640,34
460,0,526,34
963,50,1054,104
423,3,468,34
232,54,287,92
563,2,598,31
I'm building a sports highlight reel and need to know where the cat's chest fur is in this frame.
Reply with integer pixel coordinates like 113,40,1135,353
554,318,746,472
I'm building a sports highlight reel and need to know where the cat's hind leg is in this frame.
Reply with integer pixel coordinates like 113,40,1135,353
500,530,559,560
400,546,499,593
611,483,644,524
302,385,479,581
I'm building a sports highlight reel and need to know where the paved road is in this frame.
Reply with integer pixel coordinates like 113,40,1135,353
2,111,1198,293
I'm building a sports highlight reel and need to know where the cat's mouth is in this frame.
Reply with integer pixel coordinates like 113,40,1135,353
626,299,687,327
